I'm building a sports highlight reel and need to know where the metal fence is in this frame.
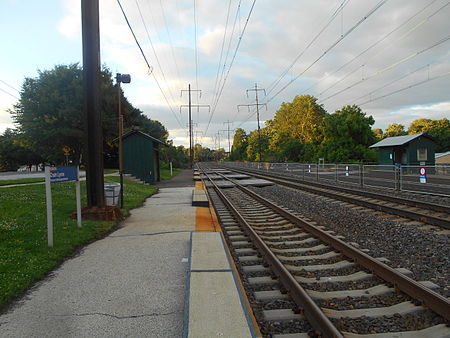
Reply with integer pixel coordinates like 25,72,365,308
225,162,450,196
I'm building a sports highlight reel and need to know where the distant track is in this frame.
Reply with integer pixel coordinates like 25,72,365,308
218,164,450,230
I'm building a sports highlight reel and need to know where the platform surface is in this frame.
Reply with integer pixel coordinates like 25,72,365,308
0,169,256,337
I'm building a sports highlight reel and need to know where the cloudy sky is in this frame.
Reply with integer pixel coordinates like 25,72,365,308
1,0,449,149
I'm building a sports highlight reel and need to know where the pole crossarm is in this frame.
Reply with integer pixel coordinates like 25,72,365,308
180,104,211,113
237,103,267,111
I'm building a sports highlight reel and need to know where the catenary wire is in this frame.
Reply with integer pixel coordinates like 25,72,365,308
265,0,389,105
117,0,184,128
316,0,447,97
319,34,450,103
266,0,350,95
205,0,257,137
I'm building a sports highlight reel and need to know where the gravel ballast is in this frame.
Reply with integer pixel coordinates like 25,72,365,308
249,184,450,297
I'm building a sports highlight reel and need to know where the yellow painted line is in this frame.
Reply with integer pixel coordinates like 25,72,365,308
195,181,221,232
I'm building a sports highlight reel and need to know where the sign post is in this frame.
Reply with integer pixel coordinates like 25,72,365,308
419,167,427,184
45,166,82,247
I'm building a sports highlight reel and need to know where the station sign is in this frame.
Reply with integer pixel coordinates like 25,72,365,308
419,167,426,184
49,166,78,183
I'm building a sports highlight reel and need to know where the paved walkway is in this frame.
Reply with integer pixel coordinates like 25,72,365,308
0,170,195,337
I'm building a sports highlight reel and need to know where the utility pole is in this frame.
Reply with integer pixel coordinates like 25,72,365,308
237,83,267,162
81,0,104,207
180,84,209,168
223,120,233,154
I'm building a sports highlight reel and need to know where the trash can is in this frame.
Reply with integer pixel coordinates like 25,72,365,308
104,182,121,206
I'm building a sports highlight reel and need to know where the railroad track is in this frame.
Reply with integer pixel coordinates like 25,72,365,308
216,164,450,230
199,166,450,337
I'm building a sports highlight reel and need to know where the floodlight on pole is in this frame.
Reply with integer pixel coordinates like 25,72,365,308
116,73,131,208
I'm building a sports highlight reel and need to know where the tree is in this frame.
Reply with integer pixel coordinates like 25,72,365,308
384,123,407,138
408,118,450,152
229,128,248,161
320,105,377,162
269,95,326,155
246,127,274,162
0,129,43,171
372,128,383,141
10,64,168,166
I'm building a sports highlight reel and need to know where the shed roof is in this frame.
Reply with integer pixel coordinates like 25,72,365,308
117,130,167,146
435,151,450,159
369,132,433,148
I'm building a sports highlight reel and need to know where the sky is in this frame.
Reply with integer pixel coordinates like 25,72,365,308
1,0,449,150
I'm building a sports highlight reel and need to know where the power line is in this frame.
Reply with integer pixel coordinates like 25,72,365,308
0,87,19,99
358,70,450,106
265,0,389,105
205,0,257,137
0,80,20,93
266,0,350,95
117,0,153,74
211,0,233,111
117,0,183,128
159,0,182,82
135,0,178,106
316,0,446,98
319,34,450,103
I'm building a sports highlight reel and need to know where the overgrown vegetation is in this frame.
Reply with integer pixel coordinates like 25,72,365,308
0,177,157,308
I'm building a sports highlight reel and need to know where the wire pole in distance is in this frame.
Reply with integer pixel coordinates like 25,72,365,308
237,83,267,162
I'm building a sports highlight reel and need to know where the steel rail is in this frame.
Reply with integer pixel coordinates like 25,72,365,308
222,166,450,229
201,169,344,338
218,173,450,322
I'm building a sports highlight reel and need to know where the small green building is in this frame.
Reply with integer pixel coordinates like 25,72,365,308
369,132,436,165
121,130,166,184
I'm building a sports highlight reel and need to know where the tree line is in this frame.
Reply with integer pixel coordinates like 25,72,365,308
228,95,449,163
0,64,190,171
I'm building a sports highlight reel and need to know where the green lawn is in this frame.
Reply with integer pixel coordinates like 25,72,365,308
160,163,182,180
0,176,157,309
0,177,45,186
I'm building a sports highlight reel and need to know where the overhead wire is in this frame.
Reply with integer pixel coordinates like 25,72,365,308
116,0,184,128
358,70,450,106
135,0,178,107
266,0,350,95
265,0,389,105
316,0,447,97
0,80,20,93
204,0,257,137
319,34,450,103
0,87,19,99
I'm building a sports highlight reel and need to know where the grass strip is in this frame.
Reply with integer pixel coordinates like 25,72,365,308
0,176,157,309
0,178,45,186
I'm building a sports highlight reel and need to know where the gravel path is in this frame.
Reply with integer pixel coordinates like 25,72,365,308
249,185,450,297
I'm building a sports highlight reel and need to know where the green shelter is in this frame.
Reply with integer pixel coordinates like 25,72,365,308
121,130,166,184
369,132,436,166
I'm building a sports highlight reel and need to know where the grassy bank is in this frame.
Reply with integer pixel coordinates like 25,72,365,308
0,176,157,309
160,163,182,180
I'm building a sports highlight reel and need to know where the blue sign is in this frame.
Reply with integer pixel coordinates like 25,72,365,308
50,166,78,183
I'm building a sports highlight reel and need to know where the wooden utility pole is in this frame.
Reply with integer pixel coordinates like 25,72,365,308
81,0,104,207
237,83,267,162
180,85,209,168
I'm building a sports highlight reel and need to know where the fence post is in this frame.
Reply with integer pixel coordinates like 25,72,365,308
303,164,305,180
335,164,338,182
316,164,319,181
360,164,363,187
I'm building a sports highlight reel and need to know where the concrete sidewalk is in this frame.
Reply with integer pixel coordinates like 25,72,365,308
0,175,195,337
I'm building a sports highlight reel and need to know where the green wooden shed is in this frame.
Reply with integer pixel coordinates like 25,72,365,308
369,132,436,166
121,130,166,184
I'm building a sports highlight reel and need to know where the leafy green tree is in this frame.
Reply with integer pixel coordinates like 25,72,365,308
246,127,274,162
320,105,377,162
0,129,43,171
384,123,407,138
269,95,326,155
408,118,450,152
229,128,248,161
10,64,167,166
372,128,383,141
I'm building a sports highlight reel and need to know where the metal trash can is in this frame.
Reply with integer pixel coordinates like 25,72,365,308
104,182,121,206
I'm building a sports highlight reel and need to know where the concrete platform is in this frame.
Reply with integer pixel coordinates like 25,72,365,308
192,189,209,207
186,232,254,337
0,170,257,337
